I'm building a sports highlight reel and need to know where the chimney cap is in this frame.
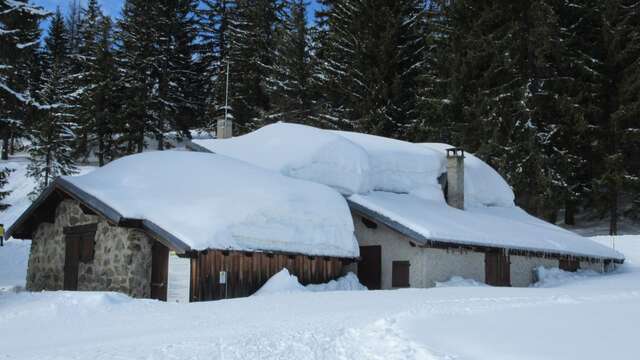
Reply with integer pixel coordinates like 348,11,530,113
446,147,465,158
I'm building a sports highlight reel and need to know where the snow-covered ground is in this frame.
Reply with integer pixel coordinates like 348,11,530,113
1,235,638,359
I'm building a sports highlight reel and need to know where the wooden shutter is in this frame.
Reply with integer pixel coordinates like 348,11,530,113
559,258,579,272
64,223,97,263
392,261,410,287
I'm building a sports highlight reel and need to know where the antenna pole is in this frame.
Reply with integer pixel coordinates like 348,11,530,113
224,60,230,124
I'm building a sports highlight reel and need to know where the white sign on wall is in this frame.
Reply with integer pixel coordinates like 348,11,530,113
219,271,227,284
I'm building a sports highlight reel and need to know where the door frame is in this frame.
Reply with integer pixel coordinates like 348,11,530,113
358,245,382,290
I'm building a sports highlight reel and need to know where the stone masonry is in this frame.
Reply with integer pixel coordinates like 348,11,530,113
26,199,154,298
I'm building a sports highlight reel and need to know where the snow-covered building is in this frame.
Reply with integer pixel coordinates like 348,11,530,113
190,123,624,289
7,151,358,301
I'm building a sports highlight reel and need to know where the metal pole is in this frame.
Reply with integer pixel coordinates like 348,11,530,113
224,61,230,125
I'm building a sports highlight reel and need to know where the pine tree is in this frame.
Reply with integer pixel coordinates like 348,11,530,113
592,0,640,234
27,8,78,196
270,0,313,123
73,0,102,159
116,0,158,153
230,0,282,133
314,0,426,138
0,0,47,160
0,166,13,210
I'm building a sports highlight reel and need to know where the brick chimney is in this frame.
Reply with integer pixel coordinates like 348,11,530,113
446,148,464,209
217,118,233,139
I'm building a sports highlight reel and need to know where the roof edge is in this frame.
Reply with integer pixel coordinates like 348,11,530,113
347,199,624,263
6,177,192,254
185,140,214,153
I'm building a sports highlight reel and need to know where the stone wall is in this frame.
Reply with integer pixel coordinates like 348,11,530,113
26,199,154,298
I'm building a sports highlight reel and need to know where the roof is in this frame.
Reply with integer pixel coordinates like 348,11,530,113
349,192,624,261
191,122,624,262
7,151,358,258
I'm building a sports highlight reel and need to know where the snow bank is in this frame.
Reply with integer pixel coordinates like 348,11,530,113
252,269,308,296
434,276,487,288
419,143,514,207
349,191,624,260
306,272,368,292
193,123,446,195
253,269,367,296
532,267,601,288
0,239,30,291
65,151,358,257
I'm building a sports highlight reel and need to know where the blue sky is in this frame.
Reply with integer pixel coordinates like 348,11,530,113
33,0,322,29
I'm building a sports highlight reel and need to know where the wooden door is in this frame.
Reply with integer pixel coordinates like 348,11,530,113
63,224,98,291
358,246,381,290
63,236,80,290
151,241,169,301
485,251,510,286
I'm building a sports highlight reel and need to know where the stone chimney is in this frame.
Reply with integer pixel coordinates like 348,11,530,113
446,148,464,209
217,118,233,139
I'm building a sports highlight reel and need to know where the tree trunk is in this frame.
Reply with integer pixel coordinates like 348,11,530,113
609,188,618,235
1,131,9,160
564,199,576,225
98,135,104,167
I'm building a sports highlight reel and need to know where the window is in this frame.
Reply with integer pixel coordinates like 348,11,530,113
392,261,410,287
361,217,378,229
63,223,97,263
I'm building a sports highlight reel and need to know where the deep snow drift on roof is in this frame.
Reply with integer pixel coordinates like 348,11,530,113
64,151,359,257
192,122,446,195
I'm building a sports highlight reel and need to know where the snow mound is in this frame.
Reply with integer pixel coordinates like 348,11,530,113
306,272,368,292
419,143,515,207
331,130,445,194
532,267,600,288
193,123,372,194
252,269,308,296
193,123,446,195
253,269,367,296
434,276,487,288
0,239,30,291
65,151,358,257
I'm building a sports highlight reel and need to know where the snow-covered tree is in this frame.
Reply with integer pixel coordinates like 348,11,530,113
0,0,48,160
314,0,426,138
27,8,78,196
269,0,314,124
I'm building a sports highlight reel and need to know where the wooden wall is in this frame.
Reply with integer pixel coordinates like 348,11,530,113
190,250,350,301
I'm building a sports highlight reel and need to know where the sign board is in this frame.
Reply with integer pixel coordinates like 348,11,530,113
219,271,227,284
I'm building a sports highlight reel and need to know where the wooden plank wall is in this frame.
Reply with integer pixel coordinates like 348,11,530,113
190,250,347,301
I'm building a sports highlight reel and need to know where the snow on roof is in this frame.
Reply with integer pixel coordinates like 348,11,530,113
349,192,623,260
64,151,358,258
192,122,622,261
192,123,445,195
419,143,515,207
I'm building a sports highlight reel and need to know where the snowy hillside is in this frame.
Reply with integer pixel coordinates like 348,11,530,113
1,235,639,359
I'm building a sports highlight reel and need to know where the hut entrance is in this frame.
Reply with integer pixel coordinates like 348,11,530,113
358,245,381,290
63,223,98,290
485,251,510,286
151,241,169,301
